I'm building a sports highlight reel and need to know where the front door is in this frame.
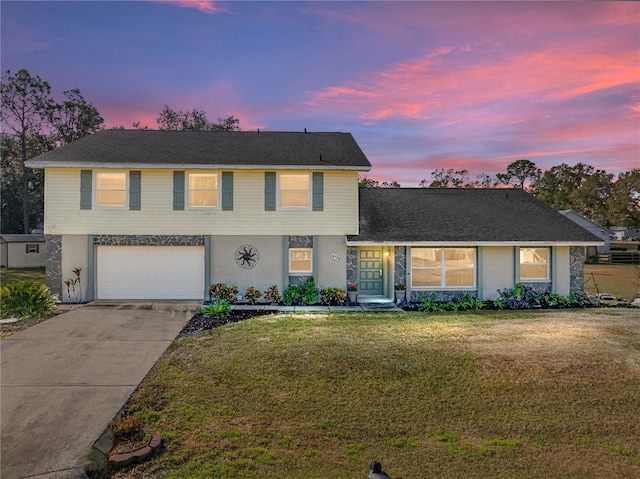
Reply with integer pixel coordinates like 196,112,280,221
358,248,383,295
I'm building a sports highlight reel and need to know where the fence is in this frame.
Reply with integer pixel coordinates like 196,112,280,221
598,253,640,264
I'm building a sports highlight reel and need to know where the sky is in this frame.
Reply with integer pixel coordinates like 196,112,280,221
2,0,639,185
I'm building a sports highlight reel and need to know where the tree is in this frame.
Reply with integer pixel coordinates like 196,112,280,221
530,163,596,210
419,168,469,188
1,133,46,233
605,170,640,227
358,176,401,188
48,88,104,144
496,159,541,189
155,105,240,131
1,69,54,233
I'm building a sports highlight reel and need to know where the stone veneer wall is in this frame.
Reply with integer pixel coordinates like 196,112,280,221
570,246,585,293
45,235,62,298
520,282,551,295
409,290,478,302
346,247,358,286
288,235,313,286
93,235,204,246
394,246,406,287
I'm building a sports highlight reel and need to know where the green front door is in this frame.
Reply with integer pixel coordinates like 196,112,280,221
358,248,383,295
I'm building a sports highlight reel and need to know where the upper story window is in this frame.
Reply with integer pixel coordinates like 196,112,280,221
279,173,310,208
411,247,476,289
95,172,127,208
519,247,550,281
188,173,219,208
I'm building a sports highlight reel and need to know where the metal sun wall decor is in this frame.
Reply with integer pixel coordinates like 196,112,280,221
235,245,259,268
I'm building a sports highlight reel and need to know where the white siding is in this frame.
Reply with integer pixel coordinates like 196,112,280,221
44,169,359,235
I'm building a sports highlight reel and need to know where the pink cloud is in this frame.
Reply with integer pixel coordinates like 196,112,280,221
152,1,227,14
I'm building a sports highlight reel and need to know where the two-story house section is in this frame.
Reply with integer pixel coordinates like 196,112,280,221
25,130,371,300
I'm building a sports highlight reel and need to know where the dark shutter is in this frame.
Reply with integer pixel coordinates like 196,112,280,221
173,171,185,210
80,170,92,210
221,172,233,211
312,172,324,211
265,172,276,211
129,171,141,210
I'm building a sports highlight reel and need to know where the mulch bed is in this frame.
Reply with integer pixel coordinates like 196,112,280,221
179,309,278,337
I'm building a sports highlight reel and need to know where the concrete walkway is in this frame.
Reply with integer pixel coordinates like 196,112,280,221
0,301,199,479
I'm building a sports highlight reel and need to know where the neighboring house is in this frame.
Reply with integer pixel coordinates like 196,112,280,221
25,130,602,302
559,210,610,255
0,234,46,268
610,227,628,241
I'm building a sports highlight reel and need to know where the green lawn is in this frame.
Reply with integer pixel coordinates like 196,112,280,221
0,267,46,285
112,310,640,478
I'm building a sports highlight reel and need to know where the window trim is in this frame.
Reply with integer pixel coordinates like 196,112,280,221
25,244,39,254
186,172,220,209
278,172,311,210
289,247,313,275
518,247,550,282
94,171,129,209
410,247,477,290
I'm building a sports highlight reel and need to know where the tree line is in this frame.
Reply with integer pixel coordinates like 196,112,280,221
360,159,639,228
1,69,239,234
2,69,638,234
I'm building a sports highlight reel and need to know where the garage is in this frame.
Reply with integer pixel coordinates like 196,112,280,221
97,246,205,300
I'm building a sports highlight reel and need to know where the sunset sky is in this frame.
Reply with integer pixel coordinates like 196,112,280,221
2,1,639,185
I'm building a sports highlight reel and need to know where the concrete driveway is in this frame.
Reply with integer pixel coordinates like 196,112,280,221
1,301,200,479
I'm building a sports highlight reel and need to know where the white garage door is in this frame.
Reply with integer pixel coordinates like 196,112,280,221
97,246,204,300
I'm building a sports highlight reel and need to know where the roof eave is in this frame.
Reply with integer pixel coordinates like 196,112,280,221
346,240,605,247
25,161,371,171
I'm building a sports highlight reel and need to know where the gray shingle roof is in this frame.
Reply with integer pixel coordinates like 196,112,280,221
348,188,603,244
25,130,371,170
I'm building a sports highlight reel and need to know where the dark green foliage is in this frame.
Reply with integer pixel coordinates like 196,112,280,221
200,300,231,318
0,280,57,320
208,283,238,303
282,285,302,306
319,287,347,306
300,277,318,305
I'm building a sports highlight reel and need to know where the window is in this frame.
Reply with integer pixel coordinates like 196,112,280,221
26,244,39,254
96,172,127,207
188,173,219,208
411,248,475,288
289,248,312,274
520,247,549,280
279,173,310,208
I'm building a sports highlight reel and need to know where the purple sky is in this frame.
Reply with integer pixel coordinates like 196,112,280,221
2,1,639,185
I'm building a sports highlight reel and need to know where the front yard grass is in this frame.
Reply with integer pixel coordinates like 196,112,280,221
584,263,638,300
112,309,640,478
0,267,46,285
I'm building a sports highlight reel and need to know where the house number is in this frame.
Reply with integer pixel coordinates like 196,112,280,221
332,253,341,261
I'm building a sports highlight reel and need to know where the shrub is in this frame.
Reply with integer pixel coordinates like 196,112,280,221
282,284,302,306
319,287,347,306
200,300,231,318
263,285,281,304
244,286,261,304
0,280,57,320
301,277,319,305
208,283,238,303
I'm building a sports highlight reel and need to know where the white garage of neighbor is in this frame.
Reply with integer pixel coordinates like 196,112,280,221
96,246,205,300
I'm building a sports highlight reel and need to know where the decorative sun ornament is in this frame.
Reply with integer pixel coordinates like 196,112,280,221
235,245,259,268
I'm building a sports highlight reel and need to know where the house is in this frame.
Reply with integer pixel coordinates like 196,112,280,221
0,234,46,268
559,210,611,256
610,226,628,241
25,130,602,302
